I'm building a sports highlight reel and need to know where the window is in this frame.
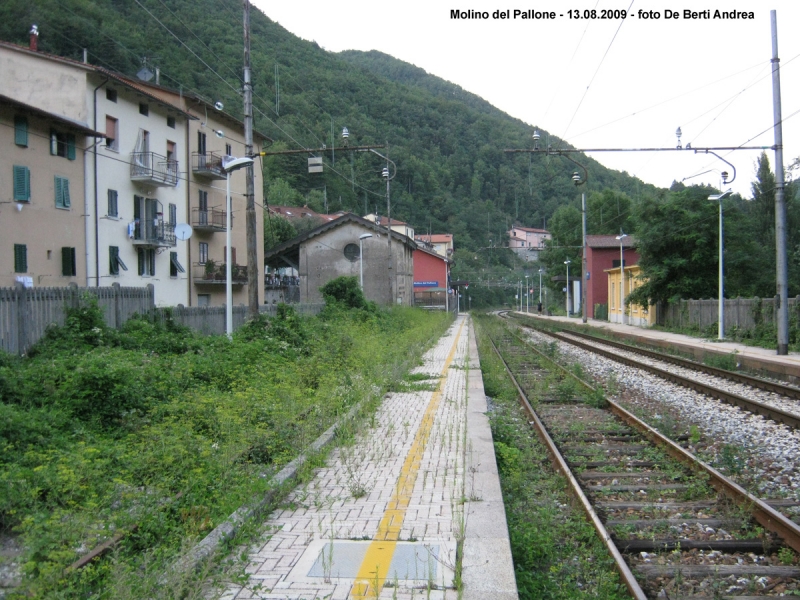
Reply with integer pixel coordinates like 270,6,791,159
197,131,207,155
137,248,155,276
14,244,27,273
107,189,118,217
611,283,615,309
198,242,208,264
166,141,176,161
167,116,175,129
61,247,76,276
343,243,360,262
169,252,185,277
198,189,208,225
225,143,232,156
50,130,76,159
139,103,149,116
13,166,30,202
109,246,127,275
168,203,177,226
54,176,71,209
224,246,237,265
105,116,118,150
14,116,28,147
197,294,210,307
106,88,117,103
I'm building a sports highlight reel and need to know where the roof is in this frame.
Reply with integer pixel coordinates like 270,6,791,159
366,215,409,227
415,234,453,244
0,94,103,137
414,245,452,264
510,226,550,234
0,40,94,72
586,234,637,249
264,213,417,266
96,68,195,120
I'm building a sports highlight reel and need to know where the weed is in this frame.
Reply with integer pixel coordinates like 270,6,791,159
779,546,795,565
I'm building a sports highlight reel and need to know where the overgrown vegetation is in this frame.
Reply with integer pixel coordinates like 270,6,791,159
0,299,451,598
474,315,629,599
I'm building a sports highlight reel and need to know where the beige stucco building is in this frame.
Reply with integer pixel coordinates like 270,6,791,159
1,96,97,288
134,86,267,307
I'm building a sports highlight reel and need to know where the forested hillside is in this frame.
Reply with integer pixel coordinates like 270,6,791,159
0,0,656,259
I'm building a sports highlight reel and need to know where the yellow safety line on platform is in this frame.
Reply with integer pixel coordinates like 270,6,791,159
350,317,466,599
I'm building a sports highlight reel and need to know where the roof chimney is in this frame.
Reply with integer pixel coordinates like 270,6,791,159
29,24,39,51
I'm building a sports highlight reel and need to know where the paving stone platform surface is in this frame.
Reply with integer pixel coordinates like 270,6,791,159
213,315,517,600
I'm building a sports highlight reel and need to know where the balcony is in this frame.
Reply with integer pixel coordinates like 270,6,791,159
192,207,228,233
193,261,248,286
192,152,226,180
130,152,178,186
131,218,176,248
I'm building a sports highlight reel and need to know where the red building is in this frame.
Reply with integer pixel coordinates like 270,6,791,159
585,234,639,319
413,246,451,309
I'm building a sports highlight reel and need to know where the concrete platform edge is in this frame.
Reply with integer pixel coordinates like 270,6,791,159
461,318,519,600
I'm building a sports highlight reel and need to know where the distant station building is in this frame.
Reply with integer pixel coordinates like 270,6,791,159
586,234,639,319
606,264,655,326
508,226,550,262
264,213,416,306
364,214,415,239
412,246,452,310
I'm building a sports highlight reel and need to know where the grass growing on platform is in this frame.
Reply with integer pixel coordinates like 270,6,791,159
0,300,452,599
474,315,631,600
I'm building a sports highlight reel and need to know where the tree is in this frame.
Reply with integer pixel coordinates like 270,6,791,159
264,215,297,251
628,186,720,305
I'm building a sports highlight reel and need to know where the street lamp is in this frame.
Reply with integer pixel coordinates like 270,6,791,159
525,275,529,313
615,231,628,325
223,155,254,339
564,260,571,316
359,233,372,290
538,268,544,304
709,187,733,340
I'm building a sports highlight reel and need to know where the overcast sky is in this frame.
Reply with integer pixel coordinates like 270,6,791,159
252,1,800,198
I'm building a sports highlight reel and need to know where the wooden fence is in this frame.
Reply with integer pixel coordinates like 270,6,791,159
660,296,800,331
0,283,324,355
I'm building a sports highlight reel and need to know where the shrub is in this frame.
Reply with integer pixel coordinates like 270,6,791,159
320,276,371,310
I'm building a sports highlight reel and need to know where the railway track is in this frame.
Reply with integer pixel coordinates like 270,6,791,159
512,316,800,431
487,316,800,599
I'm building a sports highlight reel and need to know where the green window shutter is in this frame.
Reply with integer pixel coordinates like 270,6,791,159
67,134,76,160
55,176,70,208
110,246,119,275
137,248,144,276
14,116,28,147
107,190,118,217
14,244,27,273
13,166,30,202
61,247,76,276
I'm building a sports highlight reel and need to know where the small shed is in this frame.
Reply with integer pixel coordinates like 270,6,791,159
264,213,417,306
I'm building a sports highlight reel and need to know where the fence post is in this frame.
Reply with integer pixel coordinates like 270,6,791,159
16,282,28,356
112,282,121,329
68,281,79,311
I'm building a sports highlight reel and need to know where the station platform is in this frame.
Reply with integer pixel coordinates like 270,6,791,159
512,311,800,383
217,314,518,600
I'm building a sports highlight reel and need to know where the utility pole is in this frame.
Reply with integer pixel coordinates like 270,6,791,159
771,10,789,355
385,143,394,305
243,0,258,319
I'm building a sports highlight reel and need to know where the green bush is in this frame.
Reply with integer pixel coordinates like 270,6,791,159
319,276,373,310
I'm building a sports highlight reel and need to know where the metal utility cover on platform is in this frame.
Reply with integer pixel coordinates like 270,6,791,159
284,539,455,588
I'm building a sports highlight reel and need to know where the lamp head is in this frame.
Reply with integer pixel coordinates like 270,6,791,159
359,233,372,240
222,156,254,173
564,260,571,265
214,129,224,139
214,101,224,111
708,189,733,201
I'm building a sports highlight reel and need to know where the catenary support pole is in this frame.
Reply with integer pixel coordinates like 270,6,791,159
771,10,789,355
243,0,259,319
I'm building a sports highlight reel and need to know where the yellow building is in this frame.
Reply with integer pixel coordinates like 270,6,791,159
606,264,656,326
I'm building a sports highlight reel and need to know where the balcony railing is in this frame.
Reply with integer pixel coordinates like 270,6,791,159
132,218,176,248
193,262,248,285
130,152,178,186
192,207,228,232
192,152,226,179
